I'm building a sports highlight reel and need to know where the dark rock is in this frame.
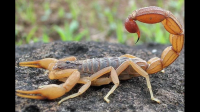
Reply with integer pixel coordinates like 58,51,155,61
22,105,40,112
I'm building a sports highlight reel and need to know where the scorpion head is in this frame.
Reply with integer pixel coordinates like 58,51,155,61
53,61,81,70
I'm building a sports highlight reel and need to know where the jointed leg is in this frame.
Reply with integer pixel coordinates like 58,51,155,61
48,69,77,79
58,56,77,61
57,77,112,103
89,66,119,103
120,54,137,58
104,68,119,103
116,60,160,103
58,78,91,105
91,77,111,86
58,77,112,87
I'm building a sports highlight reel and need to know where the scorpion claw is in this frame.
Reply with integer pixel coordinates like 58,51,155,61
16,84,66,100
16,93,46,99
19,58,58,71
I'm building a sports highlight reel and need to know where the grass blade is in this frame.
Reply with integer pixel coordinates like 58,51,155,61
26,26,37,43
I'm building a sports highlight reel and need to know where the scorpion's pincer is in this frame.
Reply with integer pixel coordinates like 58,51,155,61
16,84,66,100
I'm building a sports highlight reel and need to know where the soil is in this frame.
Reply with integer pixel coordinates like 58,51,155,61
15,41,184,112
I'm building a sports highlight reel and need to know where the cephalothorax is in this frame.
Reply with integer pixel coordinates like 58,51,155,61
16,6,184,105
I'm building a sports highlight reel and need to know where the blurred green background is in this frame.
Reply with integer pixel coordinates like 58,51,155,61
15,0,184,46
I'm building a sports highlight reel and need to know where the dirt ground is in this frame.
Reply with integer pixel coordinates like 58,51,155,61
15,41,184,112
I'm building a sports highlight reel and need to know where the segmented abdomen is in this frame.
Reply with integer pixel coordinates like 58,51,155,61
78,57,148,74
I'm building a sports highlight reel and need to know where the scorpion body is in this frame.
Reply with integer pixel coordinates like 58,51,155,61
16,6,184,105
54,57,147,76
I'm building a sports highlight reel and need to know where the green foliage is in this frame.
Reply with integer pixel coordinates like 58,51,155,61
16,0,36,24
169,0,184,11
116,22,125,44
42,33,50,43
53,20,89,41
41,2,51,21
65,0,80,20
26,26,37,43
137,22,169,44
15,0,184,46
157,0,164,8
58,7,65,18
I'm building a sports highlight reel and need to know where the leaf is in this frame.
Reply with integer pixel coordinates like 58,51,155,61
16,40,22,46
58,7,65,18
64,22,72,41
26,26,37,43
74,30,88,41
54,26,66,41
33,37,39,43
42,33,49,43
69,20,79,33
116,22,124,44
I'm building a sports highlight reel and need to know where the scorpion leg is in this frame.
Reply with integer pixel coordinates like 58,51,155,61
120,54,137,58
89,66,119,103
58,78,91,105
58,56,77,61
91,77,111,86
16,70,80,100
48,69,77,79
116,60,160,103
59,77,112,87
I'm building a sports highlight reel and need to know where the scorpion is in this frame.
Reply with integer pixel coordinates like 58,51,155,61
16,6,184,105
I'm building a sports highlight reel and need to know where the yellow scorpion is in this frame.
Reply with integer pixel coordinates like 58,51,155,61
16,6,184,105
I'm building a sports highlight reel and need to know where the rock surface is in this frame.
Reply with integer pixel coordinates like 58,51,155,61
15,41,184,112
